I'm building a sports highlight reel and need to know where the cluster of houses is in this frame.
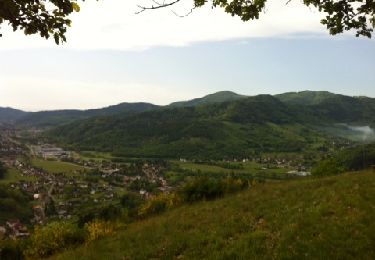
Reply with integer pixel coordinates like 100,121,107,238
2,147,173,227
33,145,71,159
0,220,29,240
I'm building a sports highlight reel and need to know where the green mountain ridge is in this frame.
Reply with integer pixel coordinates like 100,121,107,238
0,107,27,123
0,102,160,127
47,92,374,159
275,90,340,105
169,91,247,107
0,91,246,127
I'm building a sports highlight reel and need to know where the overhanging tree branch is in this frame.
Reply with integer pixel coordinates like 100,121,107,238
135,0,182,14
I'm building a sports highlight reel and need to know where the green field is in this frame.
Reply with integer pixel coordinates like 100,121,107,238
31,158,85,174
168,160,291,180
0,167,36,184
53,171,375,259
77,151,115,162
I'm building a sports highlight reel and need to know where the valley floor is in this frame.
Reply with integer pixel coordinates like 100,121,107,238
53,171,375,259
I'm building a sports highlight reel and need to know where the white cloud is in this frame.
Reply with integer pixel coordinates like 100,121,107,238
0,0,326,50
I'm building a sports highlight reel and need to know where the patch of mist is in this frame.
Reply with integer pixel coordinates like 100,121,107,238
337,123,375,142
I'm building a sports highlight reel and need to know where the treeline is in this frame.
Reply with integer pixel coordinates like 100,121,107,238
312,144,375,176
0,185,33,224
0,162,6,180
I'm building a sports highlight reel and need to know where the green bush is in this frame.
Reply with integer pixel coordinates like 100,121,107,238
312,144,375,176
25,221,84,258
0,161,6,179
77,204,123,227
179,177,249,202
138,193,181,218
120,192,142,214
0,239,24,260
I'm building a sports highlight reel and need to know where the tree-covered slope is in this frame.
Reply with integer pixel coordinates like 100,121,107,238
39,91,375,158
53,171,375,259
169,91,247,107
47,95,328,158
0,107,27,123
275,90,339,105
17,102,160,127
276,91,375,125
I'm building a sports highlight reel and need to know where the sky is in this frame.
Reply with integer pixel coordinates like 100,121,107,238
0,0,374,111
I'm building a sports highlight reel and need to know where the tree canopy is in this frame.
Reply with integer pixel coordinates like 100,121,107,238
0,0,81,44
0,161,6,179
0,0,374,44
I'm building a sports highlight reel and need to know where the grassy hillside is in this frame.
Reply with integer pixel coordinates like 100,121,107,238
53,171,375,259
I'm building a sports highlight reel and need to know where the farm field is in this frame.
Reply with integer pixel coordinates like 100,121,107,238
31,158,85,174
169,160,292,179
0,167,36,184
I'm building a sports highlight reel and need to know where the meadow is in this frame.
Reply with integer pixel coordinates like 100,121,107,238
52,170,375,259
0,167,36,184
31,158,85,174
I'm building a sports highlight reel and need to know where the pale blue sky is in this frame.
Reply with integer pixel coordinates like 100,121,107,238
0,1,374,111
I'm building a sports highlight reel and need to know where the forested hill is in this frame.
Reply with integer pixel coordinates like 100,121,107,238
275,91,375,123
0,91,246,127
2,90,374,159
275,91,340,105
0,107,27,123
46,92,375,159
169,91,247,107
0,103,160,127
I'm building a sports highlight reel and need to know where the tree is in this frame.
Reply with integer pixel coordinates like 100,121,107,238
0,161,6,179
0,0,81,44
0,0,374,44
138,0,375,37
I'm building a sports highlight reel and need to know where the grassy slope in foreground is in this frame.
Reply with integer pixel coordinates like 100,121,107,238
54,171,375,259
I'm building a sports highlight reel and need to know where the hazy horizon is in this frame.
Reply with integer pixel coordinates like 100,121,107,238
1,89,374,112
1,0,374,111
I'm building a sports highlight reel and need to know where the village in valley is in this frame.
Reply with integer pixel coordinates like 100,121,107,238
0,126,173,240
0,125,351,241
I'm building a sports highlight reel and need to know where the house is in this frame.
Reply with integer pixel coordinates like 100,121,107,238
6,220,29,239
287,170,311,177
0,226,6,240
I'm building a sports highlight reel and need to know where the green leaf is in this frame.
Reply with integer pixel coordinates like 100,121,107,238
72,2,80,12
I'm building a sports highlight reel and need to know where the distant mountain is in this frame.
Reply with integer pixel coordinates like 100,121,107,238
275,91,340,105
47,91,375,159
0,102,159,127
0,107,27,123
17,102,160,127
169,91,247,107
1,91,246,127
47,95,329,159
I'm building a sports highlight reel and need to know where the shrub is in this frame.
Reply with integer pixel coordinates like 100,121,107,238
84,219,116,243
25,221,84,258
138,193,181,218
312,159,345,176
0,162,6,180
179,177,250,202
179,177,224,202
0,239,24,260
77,204,123,227
120,192,143,215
